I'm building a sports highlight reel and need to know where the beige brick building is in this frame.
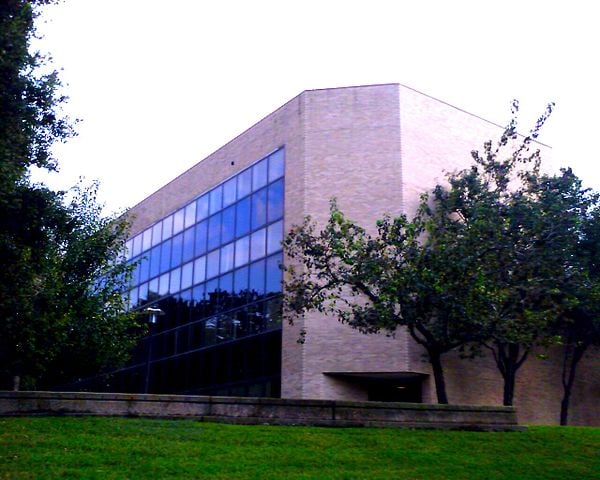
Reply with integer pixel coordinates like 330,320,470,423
114,84,599,425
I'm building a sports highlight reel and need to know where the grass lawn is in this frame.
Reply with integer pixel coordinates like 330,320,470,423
0,417,599,479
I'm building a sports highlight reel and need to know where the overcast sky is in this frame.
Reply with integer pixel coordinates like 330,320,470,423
31,0,599,215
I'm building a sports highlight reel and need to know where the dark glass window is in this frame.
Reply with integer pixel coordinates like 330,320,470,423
251,188,267,230
237,169,252,199
194,220,208,256
221,205,236,245
267,179,284,223
266,254,283,296
149,245,161,279
171,233,183,269
207,213,222,251
209,185,223,214
234,266,249,296
223,177,236,207
269,149,284,181
159,239,172,274
196,194,209,222
206,249,220,280
235,197,251,237
182,227,195,263
249,259,266,296
252,158,268,191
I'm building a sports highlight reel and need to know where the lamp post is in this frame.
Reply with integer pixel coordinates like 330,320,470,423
143,307,165,394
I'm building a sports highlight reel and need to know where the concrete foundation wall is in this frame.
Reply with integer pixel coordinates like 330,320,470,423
0,391,520,430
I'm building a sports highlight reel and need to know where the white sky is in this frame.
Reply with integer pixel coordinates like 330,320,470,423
31,0,599,215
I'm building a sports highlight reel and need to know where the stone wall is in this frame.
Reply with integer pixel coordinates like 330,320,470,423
0,391,520,431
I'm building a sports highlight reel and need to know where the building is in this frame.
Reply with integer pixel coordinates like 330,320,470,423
100,84,598,425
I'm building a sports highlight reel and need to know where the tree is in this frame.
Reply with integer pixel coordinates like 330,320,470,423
0,1,142,390
283,198,489,404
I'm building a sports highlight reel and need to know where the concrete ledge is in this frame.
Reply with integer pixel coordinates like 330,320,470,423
0,391,523,431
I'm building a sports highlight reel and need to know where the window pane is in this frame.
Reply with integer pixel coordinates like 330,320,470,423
234,266,249,296
267,220,283,254
170,267,181,293
209,185,223,214
207,213,222,251
129,288,138,310
221,205,235,245
193,255,206,285
125,239,133,260
159,272,170,296
139,282,149,305
139,256,150,283
151,222,162,247
235,235,250,268
159,239,171,273
149,277,159,299
132,233,142,257
252,158,268,191
250,228,266,261
173,208,185,234
149,245,161,279
220,243,235,273
181,261,194,290
194,220,208,256
206,249,220,279
162,215,173,241
182,227,195,263
267,179,284,222
219,272,233,296
223,177,236,207
171,233,183,268
184,202,196,228
249,260,265,295
235,197,251,238
266,254,283,295
142,228,152,252
237,169,252,199
269,149,285,181
251,188,267,230
196,194,209,221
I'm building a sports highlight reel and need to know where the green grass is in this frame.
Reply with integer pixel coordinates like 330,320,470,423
0,417,598,479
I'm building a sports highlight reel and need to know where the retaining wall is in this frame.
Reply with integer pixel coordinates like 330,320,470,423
0,391,521,430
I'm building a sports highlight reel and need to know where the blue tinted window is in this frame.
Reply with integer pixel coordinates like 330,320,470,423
267,220,283,255
182,227,195,263
149,245,161,279
142,229,152,253
235,236,249,268
266,254,283,295
249,260,265,295
219,272,233,296
159,272,170,296
207,213,222,251
194,220,208,256
139,256,150,283
251,188,267,230
181,261,193,290
184,202,196,228
209,185,223,214
221,205,235,244
250,228,266,261
206,249,220,279
132,234,142,257
194,255,206,285
269,149,284,181
139,282,149,304
170,267,181,294
235,197,251,237
159,239,172,274
267,179,284,222
173,208,185,234
220,243,234,273
151,222,162,247
252,158,268,191
196,194,209,221
162,215,173,241
234,266,249,295
237,169,252,199
149,277,159,298
223,177,236,207
129,288,138,309
131,262,140,285
171,233,183,268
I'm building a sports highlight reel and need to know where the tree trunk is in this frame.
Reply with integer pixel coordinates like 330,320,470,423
494,342,526,407
560,343,587,426
429,350,449,404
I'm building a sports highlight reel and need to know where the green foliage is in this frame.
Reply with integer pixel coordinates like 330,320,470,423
1,418,599,479
0,1,141,389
